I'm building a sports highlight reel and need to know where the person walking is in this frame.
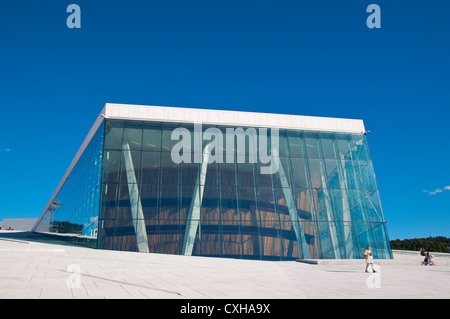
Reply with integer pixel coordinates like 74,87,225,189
363,246,376,273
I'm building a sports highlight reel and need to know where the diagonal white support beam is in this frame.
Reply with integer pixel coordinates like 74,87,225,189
274,149,311,259
320,172,341,259
123,140,149,253
181,144,211,256
338,159,354,258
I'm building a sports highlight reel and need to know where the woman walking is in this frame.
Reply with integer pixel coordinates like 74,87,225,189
363,246,376,273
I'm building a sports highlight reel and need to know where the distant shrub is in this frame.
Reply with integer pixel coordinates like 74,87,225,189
390,236,450,253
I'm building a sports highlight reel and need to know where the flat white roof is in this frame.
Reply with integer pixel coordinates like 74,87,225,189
104,103,366,133
33,103,366,232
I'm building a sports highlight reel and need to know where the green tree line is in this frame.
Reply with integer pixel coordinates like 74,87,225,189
390,236,450,253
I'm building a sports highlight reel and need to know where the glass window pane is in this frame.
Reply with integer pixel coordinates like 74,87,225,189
219,162,236,187
341,160,362,190
180,184,199,222
320,133,339,159
142,122,162,151
273,157,293,188
220,186,238,221
117,182,133,221
364,190,384,222
201,186,220,224
120,150,141,184
205,162,218,187
256,187,276,224
336,133,356,160
123,123,142,151
291,157,309,188
359,161,377,190
304,132,322,158
141,184,159,221
237,160,255,188
104,120,124,150
325,159,343,189
159,184,179,220
308,158,327,189
161,152,179,185
277,130,290,157
141,151,160,184
347,190,367,221
352,134,370,161
162,123,180,152
287,130,305,157
238,187,256,232
181,160,199,186
100,183,118,219
292,188,313,220
255,161,273,188
102,150,121,184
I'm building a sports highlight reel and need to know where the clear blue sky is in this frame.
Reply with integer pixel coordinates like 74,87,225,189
1,1,449,240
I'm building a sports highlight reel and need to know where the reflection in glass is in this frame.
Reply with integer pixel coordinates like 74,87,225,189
35,118,392,260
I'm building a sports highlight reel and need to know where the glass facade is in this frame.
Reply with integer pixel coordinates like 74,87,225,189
34,122,104,248
35,117,392,260
97,119,392,260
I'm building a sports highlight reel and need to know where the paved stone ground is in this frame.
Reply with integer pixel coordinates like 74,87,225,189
0,231,449,299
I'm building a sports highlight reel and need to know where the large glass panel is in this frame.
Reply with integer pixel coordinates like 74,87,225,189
325,159,343,189
77,119,392,260
141,184,159,221
260,220,281,260
220,186,238,221
347,190,367,222
352,134,370,161
371,223,392,259
237,160,255,188
161,152,179,185
119,150,141,184
341,160,362,190
255,161,273,188
320,133,339,159
161,123,180,152
99,183,118,219
273,157,293,188
308,158,328,189
116,182,134,221
336,133,355,160
102,150,121,184
181,159,199,186
221,220,241,258
114,220,139,252
359,161,377,190
219,162,236,187
159,184,180,221
277,130,290,158
204,162,219,186
35,121,104,248
104,120,124,150
201,186,220,224
304,132,322,158
241,220,261,260
142,122,162,151
287,130,305,157
123,122,143,151
364,190,384,222
141,151,160,184
292,188,313,221
290,157,309,188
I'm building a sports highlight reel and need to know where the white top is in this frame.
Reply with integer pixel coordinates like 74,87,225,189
103,103,366,133
364,250,374,263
